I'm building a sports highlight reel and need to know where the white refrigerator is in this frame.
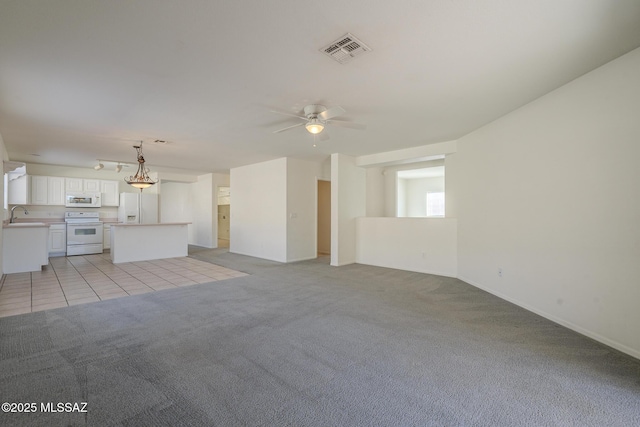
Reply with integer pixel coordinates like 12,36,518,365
118,193,159,224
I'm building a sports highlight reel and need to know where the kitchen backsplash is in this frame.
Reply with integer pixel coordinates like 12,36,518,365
9,205,119,221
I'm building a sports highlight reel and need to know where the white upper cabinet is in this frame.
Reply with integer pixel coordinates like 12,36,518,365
27,176,119,206
31,176,65,205
84,179,101,192
65,178,83,192
7,174,30,205
47,177,65,205
30,176,49,205
100,180,119,206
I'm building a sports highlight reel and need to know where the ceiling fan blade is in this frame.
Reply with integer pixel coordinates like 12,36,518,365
318,105,346,120
327,119,366,130
273,122,305,133
269,109,307,120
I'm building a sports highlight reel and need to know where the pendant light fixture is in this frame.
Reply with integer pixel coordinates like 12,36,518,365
124,141,157,191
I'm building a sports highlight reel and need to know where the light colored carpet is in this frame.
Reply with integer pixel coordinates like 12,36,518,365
0,250,638,426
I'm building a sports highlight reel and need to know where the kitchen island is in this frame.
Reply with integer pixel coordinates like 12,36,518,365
2,222,50,273
110,222,190,263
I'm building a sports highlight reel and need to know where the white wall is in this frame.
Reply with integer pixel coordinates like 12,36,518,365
286,158,324,262
230,157,325,263
456,47,640,358
27,163,129,181
331,153,366,266
191,174,213,248
190,173,229,248
231,158,287,262
357,217,457,277
353,149,457,278
396,177,406,217
160,181,193,240
365,167,385,217
444,154,458,219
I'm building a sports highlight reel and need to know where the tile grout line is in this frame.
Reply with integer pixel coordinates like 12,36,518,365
54,256,100,302
49,259,73,307
67,255,117,300
81,254,146,296
133,258,228,284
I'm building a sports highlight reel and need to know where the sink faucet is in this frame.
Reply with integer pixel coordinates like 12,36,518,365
9,205,28,223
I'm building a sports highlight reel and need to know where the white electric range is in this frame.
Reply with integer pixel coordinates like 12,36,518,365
65,212,104,256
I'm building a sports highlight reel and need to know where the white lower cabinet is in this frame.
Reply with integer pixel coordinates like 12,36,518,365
49,224,67,257
103,224,111,250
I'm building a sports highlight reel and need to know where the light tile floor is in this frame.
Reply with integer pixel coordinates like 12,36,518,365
0,252,247,318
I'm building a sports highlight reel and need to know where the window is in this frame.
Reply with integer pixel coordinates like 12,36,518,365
396,166,445,218
426,192,445,217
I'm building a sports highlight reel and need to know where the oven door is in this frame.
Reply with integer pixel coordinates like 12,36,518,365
66,222,103,246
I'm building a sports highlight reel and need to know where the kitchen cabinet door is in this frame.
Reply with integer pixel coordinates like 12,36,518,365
47,177,66,205
83,179,101,192
8,174,30,205
31,176,49,205
48,224,67,256
65,178,83,192
101,180,120,206
103,224,111,250
31,176,66,205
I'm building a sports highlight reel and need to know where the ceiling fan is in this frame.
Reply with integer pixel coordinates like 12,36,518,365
271,104,365,140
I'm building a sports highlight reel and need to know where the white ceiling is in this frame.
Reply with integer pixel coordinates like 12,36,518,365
1,0,640,176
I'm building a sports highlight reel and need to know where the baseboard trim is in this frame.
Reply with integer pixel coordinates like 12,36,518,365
355,261,457,278
458,275,640,361
286,256,317,263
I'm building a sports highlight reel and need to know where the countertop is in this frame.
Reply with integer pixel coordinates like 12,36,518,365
110,222,191,227
3,222,50,229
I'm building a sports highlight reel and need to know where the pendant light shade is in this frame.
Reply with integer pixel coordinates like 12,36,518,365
124,142,157,191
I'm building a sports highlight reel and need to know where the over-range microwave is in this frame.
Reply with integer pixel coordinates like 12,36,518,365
65,192,101,208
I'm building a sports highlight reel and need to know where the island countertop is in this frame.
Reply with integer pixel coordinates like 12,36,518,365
109,222,192,227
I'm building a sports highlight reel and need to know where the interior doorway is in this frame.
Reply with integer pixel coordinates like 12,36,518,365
217,186,230,248
317,180,331,256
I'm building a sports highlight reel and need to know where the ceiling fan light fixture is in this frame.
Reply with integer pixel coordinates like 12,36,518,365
305,119,324,134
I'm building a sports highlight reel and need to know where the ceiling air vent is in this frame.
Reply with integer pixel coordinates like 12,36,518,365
320,33,371,64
